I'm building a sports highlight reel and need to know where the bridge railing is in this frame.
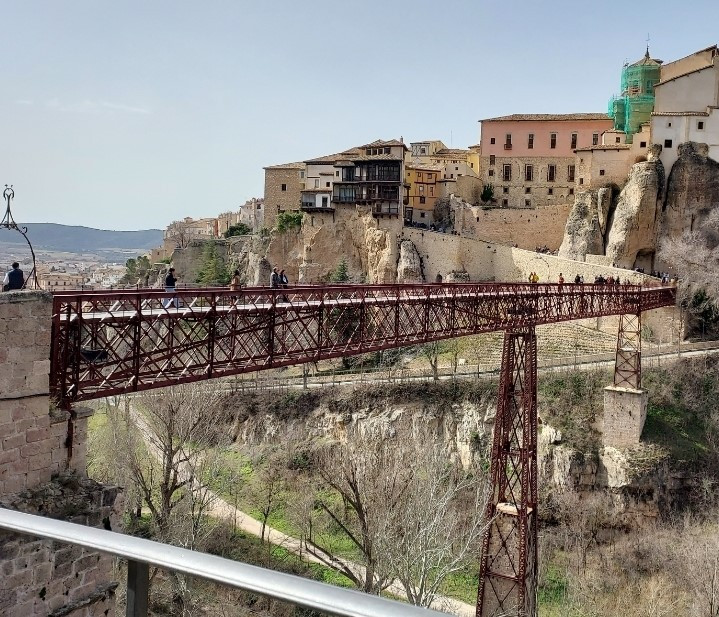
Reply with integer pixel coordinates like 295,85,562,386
49,283,676,407
0,508,450,617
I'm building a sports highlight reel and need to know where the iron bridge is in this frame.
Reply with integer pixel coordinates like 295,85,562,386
49,281,676,617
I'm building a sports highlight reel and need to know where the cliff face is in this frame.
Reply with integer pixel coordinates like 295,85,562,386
558,146,664,268
245,208,401,284
396,239,424,282
660,142,719,240
604,156,663,268
558,191,607,260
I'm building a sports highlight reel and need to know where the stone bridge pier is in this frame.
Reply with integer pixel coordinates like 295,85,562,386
0,291,120,617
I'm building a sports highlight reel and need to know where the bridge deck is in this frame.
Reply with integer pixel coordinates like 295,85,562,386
50,283,676,407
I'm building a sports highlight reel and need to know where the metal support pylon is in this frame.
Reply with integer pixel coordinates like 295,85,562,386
614,312,642,389
477,327,538,617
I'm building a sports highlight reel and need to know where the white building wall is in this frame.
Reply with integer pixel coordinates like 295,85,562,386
654,64,719,112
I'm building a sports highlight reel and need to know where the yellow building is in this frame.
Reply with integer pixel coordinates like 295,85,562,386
404,164,441,225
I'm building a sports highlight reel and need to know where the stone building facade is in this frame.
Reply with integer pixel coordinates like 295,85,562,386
478,114,614,208
262,162,305,228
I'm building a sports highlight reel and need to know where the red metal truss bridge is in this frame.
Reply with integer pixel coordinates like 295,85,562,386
49,282,675,617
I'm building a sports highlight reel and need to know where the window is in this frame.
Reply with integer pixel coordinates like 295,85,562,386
488,170,494,177
503,187,509,194
592,133,599,146
450,174,454,179
420,211,425,217
505,134,512,149
300,171,305,179
490,137,496,144
698,121,705,130
640,141,647,148
314,179,319,188
429,186,434,196
525,164,533,182
419,185,424,194
525,187,531,194
568,165,575,182
548,188,554,195
503,164,512,182
547,164,556,182
489,155,496,166
321,196,328,207
646,80,654,94
326,182,330,187
384,147,390,154
664,139,673,148
571,133,577,149
455,166,459,171
281,183,287,191
417,172,423,180
569,188,574,195
667,122,672,127
336,170,340,176
502,199,508,206
525,199,531,207
528,133,534,149
579,178,584,185
599,169,605,176
615,137,621,144
419,196,426,204
550,133,557,149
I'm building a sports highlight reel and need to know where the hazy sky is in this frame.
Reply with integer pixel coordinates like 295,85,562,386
2,1,718,230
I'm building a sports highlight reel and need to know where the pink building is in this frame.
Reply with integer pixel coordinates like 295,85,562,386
478,114,613,208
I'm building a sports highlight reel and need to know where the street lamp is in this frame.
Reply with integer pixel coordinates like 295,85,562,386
0,185,40,289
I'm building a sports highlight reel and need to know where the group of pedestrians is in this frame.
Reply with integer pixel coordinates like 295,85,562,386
270,267,289,289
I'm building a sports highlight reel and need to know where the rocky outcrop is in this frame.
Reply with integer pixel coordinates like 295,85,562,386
660,141,719,240
559,145,664,268
605,151,663,268
250,208,400,284
396,240,424,282
558,191,606,260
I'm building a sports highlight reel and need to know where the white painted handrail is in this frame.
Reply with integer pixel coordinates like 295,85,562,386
0,508,451,617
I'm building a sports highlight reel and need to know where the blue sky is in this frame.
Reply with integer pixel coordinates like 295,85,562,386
2,0,718,230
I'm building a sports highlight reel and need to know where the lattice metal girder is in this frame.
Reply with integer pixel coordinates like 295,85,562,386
50,283,675,407
477,327,538,617
614,312,642,389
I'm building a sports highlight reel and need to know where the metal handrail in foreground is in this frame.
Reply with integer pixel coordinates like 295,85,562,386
0,508,451,617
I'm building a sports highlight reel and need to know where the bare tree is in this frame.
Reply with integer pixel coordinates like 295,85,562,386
377,446,489,607
308,433,411,593
244,447,288,545
420,341,443,382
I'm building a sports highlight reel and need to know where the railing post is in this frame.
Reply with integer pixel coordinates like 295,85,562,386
126,559,149,617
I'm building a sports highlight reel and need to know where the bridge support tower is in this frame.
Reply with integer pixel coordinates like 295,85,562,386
602,312,648,448
477,327,538,617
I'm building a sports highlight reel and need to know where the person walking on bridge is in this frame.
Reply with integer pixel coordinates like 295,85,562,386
163,267,178,308
2,262,24,291
270,267,280,289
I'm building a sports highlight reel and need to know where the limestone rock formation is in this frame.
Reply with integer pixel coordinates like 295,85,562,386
659,141,719,241
605,154,663,268
396,239,424,282
257,208,400,284
558,191,606,260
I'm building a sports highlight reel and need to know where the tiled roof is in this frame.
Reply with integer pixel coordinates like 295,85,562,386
406,163,444,172
352,153,404,161
359,138,407,149
480,113,611,122
305,150,360,164
432,148,470,157
651,110,710,116
264,161,305,170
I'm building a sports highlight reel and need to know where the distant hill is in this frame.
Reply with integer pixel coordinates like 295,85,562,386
0,223,163,253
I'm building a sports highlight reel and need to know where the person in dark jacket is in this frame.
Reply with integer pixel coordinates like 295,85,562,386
163,268,178,308
2,262,24,291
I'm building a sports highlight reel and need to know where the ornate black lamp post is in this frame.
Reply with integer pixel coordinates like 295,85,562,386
0,185,39,289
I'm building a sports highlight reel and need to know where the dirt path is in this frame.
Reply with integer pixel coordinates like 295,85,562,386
128,404,475,617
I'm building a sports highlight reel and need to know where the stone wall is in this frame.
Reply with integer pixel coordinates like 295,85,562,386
0,291,121,617
263,165,304,229
456,202,572,250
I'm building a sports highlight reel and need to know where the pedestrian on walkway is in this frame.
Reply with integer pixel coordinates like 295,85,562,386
270,267,280,288
163,268,178,308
